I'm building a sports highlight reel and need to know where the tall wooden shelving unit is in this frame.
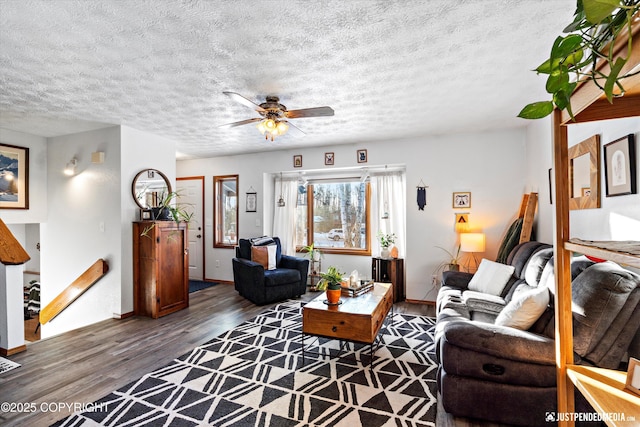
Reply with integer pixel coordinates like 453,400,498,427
552,18,640,426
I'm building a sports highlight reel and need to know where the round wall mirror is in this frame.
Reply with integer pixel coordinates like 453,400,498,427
132,169,172,209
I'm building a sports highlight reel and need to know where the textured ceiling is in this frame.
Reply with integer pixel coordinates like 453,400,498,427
0,0,575,159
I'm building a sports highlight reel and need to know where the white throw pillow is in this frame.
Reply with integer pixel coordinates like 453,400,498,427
467,259,515,296
495,286,550,330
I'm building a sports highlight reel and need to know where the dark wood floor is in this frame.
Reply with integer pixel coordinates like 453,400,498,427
0,284,498,427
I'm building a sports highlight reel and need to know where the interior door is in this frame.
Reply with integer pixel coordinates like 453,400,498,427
176,177,204,280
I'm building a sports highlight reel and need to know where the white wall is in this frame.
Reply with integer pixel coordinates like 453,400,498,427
40,126,123,338
526,116,640,243
178,128,528,301
120,125,177,314
0,128,48,224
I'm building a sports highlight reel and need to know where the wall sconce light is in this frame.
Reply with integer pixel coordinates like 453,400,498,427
64,157,78,176
91,151,105,164
460,232,486,271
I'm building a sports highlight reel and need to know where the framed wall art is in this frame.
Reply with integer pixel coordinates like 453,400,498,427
293,154,302,168
452,192,471,209
604,134,636,197
246,192,257,212
357,149,368,163
626,358,640,396
324,152,334,166
0,143,29,209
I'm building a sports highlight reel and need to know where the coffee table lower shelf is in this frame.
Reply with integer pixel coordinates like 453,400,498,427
301,282,394,368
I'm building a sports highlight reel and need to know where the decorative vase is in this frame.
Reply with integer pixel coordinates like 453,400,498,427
381,247,390,259
390,246,399,258
448,263,460,272
326,289,341,305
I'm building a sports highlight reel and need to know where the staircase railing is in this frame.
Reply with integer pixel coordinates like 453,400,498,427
40,259,109,324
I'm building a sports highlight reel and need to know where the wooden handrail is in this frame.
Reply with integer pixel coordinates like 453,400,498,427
40,259,109,324
0,218,30,265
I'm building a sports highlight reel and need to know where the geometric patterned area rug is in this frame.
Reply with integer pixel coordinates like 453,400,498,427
0,356,21,375
52,300,438,426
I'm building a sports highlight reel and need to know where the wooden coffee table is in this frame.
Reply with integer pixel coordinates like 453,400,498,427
301,282,393,366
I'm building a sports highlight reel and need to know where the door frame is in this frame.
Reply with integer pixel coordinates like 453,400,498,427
177,176,205,281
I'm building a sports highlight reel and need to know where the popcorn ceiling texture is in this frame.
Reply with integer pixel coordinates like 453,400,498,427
0,0,574,158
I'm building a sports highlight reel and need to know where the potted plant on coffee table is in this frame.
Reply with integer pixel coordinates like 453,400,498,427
316,266,344,305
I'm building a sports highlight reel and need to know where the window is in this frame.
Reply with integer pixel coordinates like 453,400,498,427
296,181,370,255
213,175,238,248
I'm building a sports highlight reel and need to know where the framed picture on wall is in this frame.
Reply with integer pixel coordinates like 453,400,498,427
246,192,257,212
325,152,334,166
293,155,302,168
604,134,636,197
626,358,640,396
452,192,471,209
0,143,29,209
357,149,368,163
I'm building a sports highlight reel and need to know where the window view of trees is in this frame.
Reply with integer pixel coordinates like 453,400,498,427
296,181,369,254
214,175,238,247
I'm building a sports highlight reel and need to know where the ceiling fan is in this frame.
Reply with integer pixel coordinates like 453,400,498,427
219,91,334,141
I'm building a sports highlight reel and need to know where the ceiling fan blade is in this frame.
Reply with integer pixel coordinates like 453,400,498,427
285,106,334,118
286,121,306,135
223,91,267,113
218,117,262,129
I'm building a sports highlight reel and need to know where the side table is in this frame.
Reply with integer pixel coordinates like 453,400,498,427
372,257,405,302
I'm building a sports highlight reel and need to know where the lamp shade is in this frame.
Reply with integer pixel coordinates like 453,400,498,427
460,233,485,253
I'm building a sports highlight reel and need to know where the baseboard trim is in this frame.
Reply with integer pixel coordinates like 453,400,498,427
1,344,27,356
114,311,135,320
205,279,233,285
405,299,435,305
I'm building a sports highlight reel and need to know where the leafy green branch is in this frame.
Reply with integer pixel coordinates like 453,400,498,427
519,0,639,120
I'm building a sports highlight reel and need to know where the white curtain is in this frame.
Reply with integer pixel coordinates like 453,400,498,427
371,172,406,257
272,177,298,255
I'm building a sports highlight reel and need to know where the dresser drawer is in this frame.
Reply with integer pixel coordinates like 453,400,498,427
303,309,375,343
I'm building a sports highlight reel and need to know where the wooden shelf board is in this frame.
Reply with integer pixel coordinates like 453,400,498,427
567,365,640,426
564,240,640,269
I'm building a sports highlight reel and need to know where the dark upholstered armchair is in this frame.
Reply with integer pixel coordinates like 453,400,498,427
232,237,309,305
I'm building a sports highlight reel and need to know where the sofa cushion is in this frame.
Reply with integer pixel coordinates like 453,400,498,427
468,259,515,296
571,262,639,362
252,245,277,270
495,286,550,330
523,248,554,287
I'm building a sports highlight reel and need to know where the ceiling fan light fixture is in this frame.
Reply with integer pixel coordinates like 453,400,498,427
265,118,276,130
276,121,289,134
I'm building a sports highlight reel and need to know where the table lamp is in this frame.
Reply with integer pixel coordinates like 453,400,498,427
460,232,486,272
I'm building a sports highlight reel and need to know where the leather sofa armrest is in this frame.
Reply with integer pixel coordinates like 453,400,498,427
441,271,474,289
442,319,556,365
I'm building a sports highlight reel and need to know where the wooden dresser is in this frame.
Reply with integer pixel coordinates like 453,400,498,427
132,221,189,318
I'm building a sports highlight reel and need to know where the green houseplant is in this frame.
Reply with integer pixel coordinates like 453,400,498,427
435,244,462,273
377,231,397,258
301,243,322,274
519,0,640,120
141,191,194,238
317,266,344,304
